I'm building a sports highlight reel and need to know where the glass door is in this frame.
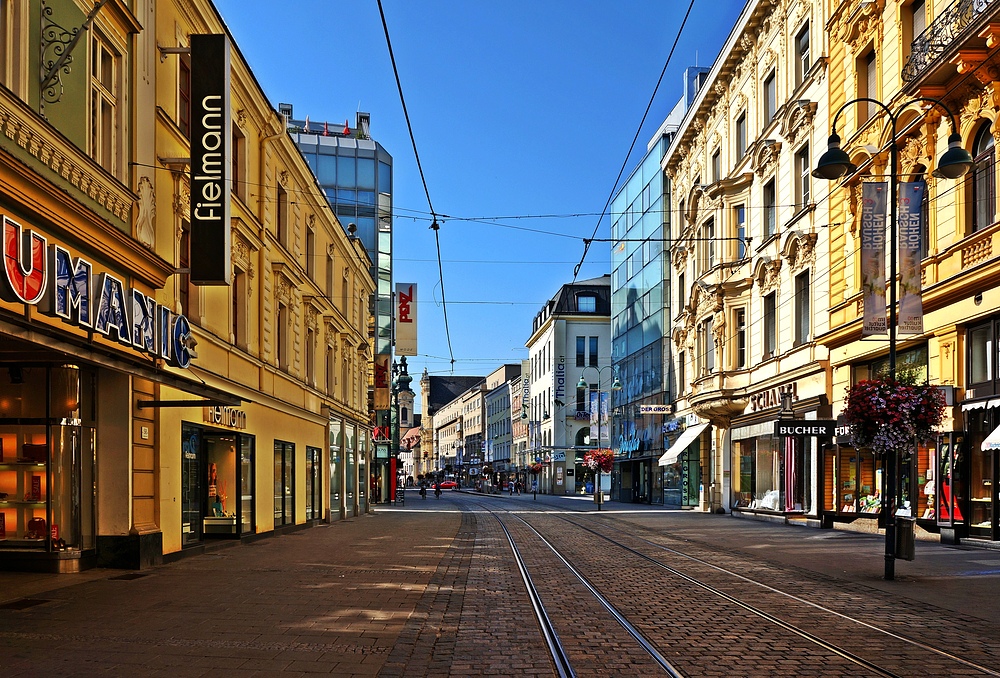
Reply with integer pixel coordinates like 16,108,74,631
239,435,254,535
273,440,294,526
181,424,202,546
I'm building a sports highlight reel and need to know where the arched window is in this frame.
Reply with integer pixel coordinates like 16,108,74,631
973,125,995,233
575,428,589,446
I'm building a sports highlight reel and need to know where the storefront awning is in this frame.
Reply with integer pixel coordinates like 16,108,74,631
658,422,709,466
982,423,1000,451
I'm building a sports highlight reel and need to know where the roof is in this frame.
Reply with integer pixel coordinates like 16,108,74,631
423,375,485,416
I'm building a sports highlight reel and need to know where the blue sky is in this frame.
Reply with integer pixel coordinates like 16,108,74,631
214,0,746,406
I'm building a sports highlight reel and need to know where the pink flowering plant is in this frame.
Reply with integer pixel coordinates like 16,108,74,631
584,449,614,474
529,462,544,475
844,371,945,456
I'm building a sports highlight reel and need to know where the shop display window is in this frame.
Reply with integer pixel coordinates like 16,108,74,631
0,365,95,554
240,437,254,535
204,435,238,536
939,430,969,529
305,446,320,520
823,447,882,514
330,419,342,511
273,440,294,526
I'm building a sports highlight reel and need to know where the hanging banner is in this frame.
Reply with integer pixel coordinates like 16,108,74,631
898,182,925,334
589,391,609,446
860,182,887,337
189,34,232,286
374,354,390,410
395,283,417,355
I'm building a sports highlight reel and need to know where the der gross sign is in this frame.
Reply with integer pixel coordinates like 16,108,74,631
773,420,836,437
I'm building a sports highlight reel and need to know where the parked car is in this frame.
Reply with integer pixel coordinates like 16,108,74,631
438,480,458,490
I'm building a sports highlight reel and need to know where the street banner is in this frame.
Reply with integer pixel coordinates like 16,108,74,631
860,182,887,337
898,182,925,334
395,283,417,355
374,354,390,410
589,391,609,444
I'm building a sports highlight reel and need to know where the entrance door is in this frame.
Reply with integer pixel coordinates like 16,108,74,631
240,436,255,535
181,424,202,546
970,447,997,538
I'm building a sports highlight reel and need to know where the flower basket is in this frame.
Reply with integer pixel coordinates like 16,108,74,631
584,449,614,474
844,376,945,457
529,463,544,475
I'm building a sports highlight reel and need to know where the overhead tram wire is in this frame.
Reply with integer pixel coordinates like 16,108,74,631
376,0,455,370
571,0,698,283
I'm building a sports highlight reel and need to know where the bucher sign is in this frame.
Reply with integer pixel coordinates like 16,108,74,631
773,420,836,437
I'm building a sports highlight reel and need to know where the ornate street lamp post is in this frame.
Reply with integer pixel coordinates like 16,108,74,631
813,97,972,580
578,367,622,510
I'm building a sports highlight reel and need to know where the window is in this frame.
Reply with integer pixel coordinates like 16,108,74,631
678,351,686,392
306,227,315,278
678,273,685,307
273,441,294,526
277,185,289,248
796,145,811,207
763,70,777,122
734,308,747,368
233,267,247,349
326,253,334,297
973,125,995,233
589,336,599,367
179,51,191,138
0,0,27,95
702,218,716,269
736,112,748,160
232,124,246,201
326,346,335,394
859,49,877,123
276,301,288,371
735,205,747,259
764,292,777,357
764,179,777,238
794,271,810,345
305,327,315,386
305,447,321,521
576,336,585,367
701,317,714,374
577,295,597,312
906,1,926,60
179,220,198,320
91,33,119,176
576,386,586,413
795,23,810,87
968,324,992,387
712,149,722,183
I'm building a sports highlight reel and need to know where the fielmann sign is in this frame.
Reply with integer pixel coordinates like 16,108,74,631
189,34,232,286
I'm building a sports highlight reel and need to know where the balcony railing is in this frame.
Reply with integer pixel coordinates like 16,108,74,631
903,0,997,83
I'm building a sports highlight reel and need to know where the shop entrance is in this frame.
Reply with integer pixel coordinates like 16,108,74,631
181,423,255,546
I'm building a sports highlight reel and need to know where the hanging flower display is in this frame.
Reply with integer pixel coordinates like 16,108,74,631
584,449,614,474
529,462,544,475
843,375,945,457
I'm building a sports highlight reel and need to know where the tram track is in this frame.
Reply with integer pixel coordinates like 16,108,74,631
461,493,1000,677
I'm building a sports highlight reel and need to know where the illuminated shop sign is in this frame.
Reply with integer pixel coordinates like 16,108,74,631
204,405,247,429
189,33,232,285
0,215,194,369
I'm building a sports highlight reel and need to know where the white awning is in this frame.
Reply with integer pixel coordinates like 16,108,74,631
982,423,1000,451
658,422,709,466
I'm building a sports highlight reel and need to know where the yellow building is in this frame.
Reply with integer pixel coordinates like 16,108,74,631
0,0,372,572
663,0,830,515
821,0,1000,545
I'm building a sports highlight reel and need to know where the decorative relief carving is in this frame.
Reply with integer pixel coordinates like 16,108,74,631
781,101,817,145
786,232,818,271
135,176,155,248
962,238,992,268
672,245,689,270
757,258,782,293
279,170,289,186
752,140,781,177
235,108,247,128
305,305,319,332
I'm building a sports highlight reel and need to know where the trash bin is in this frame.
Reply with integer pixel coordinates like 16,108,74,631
895,516,916,561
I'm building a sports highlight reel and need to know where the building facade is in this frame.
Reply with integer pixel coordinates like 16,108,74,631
0,0,373,572
526,276,611,495
484,364,520,491
663,0,830,516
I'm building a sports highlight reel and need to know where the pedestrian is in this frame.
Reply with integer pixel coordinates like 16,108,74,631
508,480,514,495
515,480,522,495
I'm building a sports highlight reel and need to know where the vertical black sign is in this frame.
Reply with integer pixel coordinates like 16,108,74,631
189,34,231,285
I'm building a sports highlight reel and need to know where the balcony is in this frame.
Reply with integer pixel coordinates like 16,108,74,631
903,0,1000,85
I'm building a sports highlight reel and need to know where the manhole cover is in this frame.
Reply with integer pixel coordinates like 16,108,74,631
0,598,49,610
109,573,149,581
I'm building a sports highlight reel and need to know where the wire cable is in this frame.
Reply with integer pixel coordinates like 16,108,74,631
571,0,698,282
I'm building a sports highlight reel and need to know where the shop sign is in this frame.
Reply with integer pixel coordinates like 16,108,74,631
204,405,247,429
639,404,672,414
749,383,797,412
0,215,194,368
554,355,566,403
773,420,835,437
552,451,566,462
619,433,641,454
189,34,232,285
395,283,417,356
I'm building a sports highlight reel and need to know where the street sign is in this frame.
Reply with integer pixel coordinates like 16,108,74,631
773,420,836,437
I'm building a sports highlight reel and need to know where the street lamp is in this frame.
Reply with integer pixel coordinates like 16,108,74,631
578,367,622,510
813,97,972,580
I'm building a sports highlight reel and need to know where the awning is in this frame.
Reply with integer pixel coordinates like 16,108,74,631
658,422,709,466
982,423,1000,451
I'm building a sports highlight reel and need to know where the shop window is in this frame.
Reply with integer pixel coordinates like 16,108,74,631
274,440,294,526
306,446,321,520
91,33,120,177
823,447,881,514
972,125,995,233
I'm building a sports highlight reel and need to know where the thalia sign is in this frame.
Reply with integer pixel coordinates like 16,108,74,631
0,215,194,368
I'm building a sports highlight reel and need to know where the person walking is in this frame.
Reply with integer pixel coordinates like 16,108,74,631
508,479,514,496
